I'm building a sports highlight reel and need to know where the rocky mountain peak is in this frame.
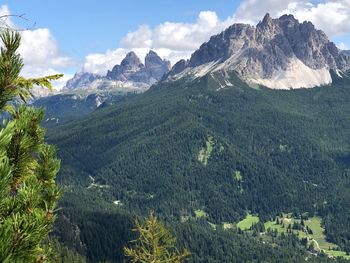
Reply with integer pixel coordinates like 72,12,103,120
171,59,189,76
106,51,170,84
145,50,171,82
145,50,164,67
146,50,159,58
258,13,273,28
107,52,143,81
120,51,144,69
168,14,350,89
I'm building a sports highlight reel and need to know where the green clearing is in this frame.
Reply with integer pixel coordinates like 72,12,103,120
233,170,244,193
207,213,350,260
264,215,349,259
279,144,287,152
180,209,208,223
197,135,214,165
194,209,208,218
237,214,259,230
233,170,242,181
264,216,333,249
304,217,333,249
325,250,350,260
222,222,234,230
208,221,217,230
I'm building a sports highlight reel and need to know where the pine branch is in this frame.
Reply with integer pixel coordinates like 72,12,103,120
0,26,61,262
124,212,190,263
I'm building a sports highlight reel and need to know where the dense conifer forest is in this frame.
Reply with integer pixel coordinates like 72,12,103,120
44,71,350,261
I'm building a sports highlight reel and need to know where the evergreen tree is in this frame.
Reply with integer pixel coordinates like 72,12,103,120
0,30,62,262
124,212,190,263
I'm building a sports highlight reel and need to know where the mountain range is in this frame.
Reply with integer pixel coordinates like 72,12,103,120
45,14,350,262
63,13,350,93
64,50,171,90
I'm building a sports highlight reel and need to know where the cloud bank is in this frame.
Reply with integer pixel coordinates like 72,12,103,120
0,5,75,90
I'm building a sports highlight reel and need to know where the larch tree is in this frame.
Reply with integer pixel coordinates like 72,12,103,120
0,29,63,262
124,212,190,263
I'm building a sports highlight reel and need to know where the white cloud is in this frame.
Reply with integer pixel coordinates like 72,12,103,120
233,0,350,38
121,25,153,49
19,28,75,90
0,5,74,90
82,11,233,73
337,42,348,50
281,0,350,37
152,11,227,51
19,28,74,68
122,11,232,52
232,0,304,24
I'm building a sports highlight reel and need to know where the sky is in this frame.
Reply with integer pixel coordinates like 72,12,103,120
1,0,350,89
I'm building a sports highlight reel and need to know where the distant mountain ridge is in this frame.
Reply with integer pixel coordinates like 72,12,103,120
65,72,102,90
167,13,350,89
64,50,170,90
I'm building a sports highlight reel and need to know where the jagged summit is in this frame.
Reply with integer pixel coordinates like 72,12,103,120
168,13,350,89
64,50,170,90
107,50,170,84
107,52,145,81
120,51,144,68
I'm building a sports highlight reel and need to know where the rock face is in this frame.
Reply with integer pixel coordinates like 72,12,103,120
107,51,170,84
171,59,189,76
65,51,170,90
64,72,102,90
107,51,145,82
168,13,350,89
341,50,350,57
145,50,171,82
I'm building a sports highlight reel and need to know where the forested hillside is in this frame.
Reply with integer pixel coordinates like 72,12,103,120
47,70,350,261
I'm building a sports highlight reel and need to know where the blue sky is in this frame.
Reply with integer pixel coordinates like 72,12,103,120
2,0,350,89
5,0,239,58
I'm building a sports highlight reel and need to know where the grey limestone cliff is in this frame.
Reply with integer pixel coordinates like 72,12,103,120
168,13,350,89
